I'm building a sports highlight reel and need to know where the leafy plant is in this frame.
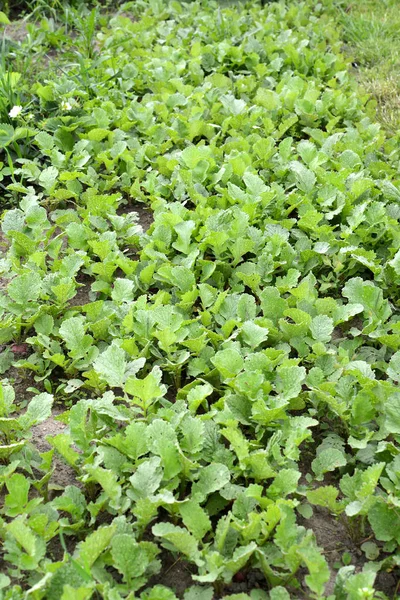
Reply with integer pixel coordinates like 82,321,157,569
0,0,400,598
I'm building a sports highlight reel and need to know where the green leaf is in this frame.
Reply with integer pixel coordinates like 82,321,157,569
180,416,205,454
387,351,400,381
240,321,269,349
125,366,165,409
342,277,391,326
8,272,41,305
59,316,92,358
343,570,377,599
93,343,127,388
19,392,53,428
86,466,122,508
179,500,211,540
5,473,30,516
146,419,181,479
111,534,149,581
297,541,330,596
360,541,379,560
6,515,46,567
181,145,212,169
173,220,196,254
111,278,135,303
243,171,268,197
267,469,301,499
368,500,400,543
185,383,214,413
152,523,200,561
221,93,247,115
223,542,257,580
122,421,148,460
192,463,230,501
290,160,316,194
269,588,291,600
310,315,334,343
312,448,347,480
141,585,178,600
129,457,163,500
87,128,110,142
35,131,55,152
211,348,244,379
49,433,80,467
75,525,116,571
260,287,288,321
0,11,10,24
275,365,306,401
0,123,15,146
184,587,213,600
383,392,400,434
39,166,59,191
307,486,343,514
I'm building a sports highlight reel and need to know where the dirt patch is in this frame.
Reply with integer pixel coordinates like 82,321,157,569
39,48,61,70
223,570,266,597
302,508,398,598
2,20,28,44
118,202,153,232
147,551,195,597
69,274,94,308
376,570,399,598
0,232,10,293
0,231,9,251
31,412,79,491
332,325,344,341
3,365,40,403
304,508,363,596
31,410,65,454
118,11,137,23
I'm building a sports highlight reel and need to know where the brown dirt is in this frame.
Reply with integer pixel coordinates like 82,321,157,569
118,202,154,232
118,11,137,23
135,204,154,232
332,325,344,341
68,274,94,308
223,570,267,597
3,363,78,492
2,20,28,43
4,365,40,403
31,410,80,491
147,551,195,597
301,507,399,598
0,231,10,292
2,362,79,490
304,507,363,596
296,456,398,598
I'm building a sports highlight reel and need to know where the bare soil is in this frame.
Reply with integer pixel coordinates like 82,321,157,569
305,507,363,596
4,365,39,403
148,552,195,597
68,274,94,307
2,20,28,43
31,410,79,491
118,201,154,232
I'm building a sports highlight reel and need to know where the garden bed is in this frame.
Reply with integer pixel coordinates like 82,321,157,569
0,1,400,598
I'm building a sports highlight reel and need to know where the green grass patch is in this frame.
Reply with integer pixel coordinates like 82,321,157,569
337,0,400,133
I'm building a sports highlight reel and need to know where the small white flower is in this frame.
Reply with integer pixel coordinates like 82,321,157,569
61,100,72,111
26,113,34,121
9,105,23,119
